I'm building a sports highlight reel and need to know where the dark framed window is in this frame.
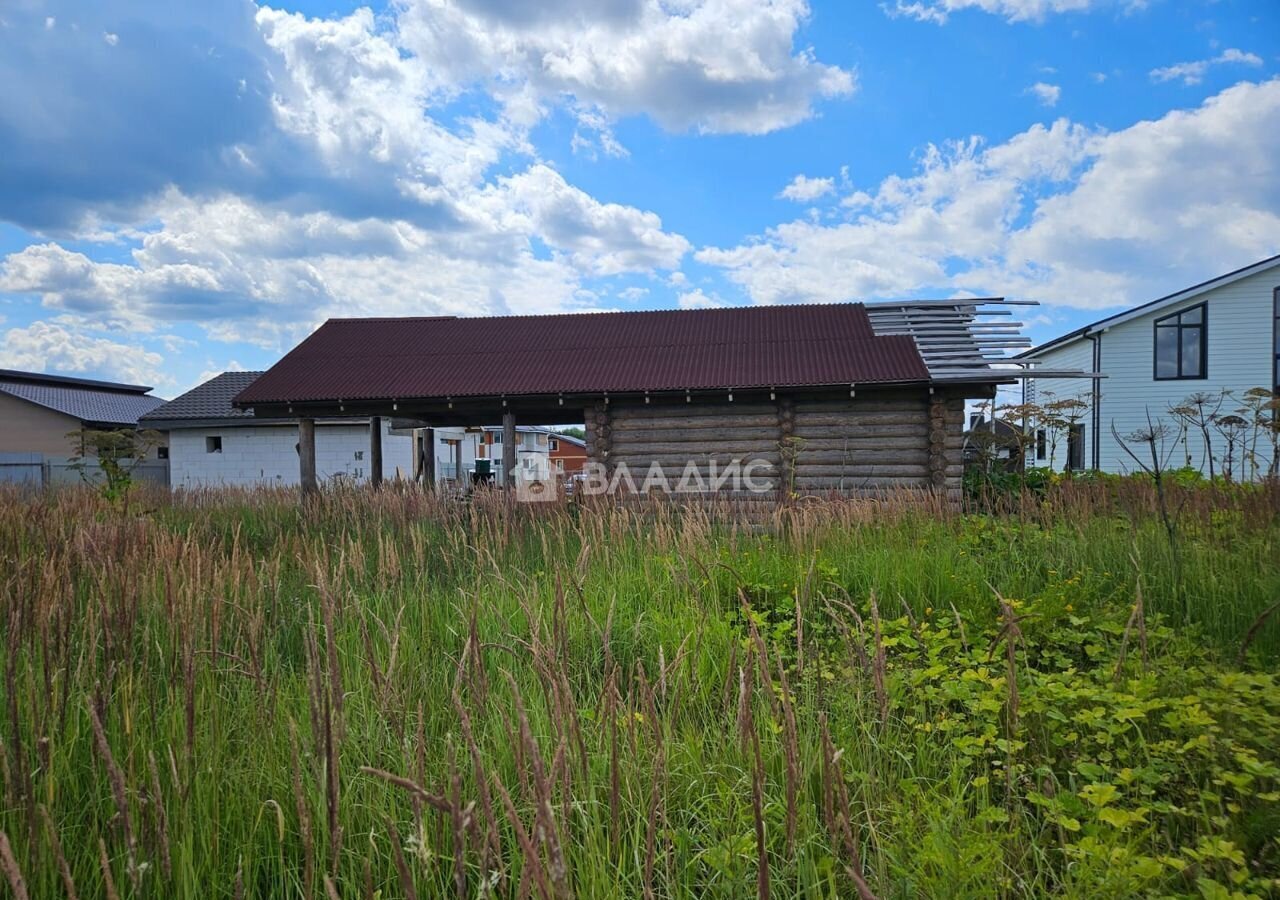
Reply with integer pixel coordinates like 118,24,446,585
1035,429,1047,460
549,438,559,452
205,436,222,454
1067,424,1085,471
1273,287,1279,395
157,446,169,460
1154,302,1207,380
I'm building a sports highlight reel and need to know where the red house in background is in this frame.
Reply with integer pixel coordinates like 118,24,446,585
548,432,587,479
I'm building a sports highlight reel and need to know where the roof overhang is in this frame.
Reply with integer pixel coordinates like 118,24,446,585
239,381,984,427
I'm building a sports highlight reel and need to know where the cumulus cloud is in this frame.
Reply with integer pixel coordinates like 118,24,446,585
887,0,1119,24
676,288,725,309
778,175,835,202
1027,82,1061,107
698,80,1280,311
394,0,855,135
487,165,690,275
1150,48,1263,86
0,321,168,387
0,4,694,350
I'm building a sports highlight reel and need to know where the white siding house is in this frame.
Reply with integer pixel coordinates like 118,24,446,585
166,419,416,488
1021,255,1280,477
142,372,470,489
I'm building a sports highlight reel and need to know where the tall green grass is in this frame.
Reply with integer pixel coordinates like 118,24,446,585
0,483,1276,898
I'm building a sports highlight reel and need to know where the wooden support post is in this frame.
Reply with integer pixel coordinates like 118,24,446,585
927,394,948,491
298,417,317,497
502,410,517,488
423,428,435,488
587,401,611,476
777,395,796,500
369,416,384,487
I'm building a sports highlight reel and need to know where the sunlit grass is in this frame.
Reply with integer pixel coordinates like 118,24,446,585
0,483,1276,898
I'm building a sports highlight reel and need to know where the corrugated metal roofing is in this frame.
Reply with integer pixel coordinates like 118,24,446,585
140,372,267,423
0,372,165,426
235,304,931,406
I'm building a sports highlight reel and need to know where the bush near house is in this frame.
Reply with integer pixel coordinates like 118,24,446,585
0,485,1277,898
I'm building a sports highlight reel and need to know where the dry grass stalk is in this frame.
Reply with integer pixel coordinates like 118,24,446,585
385,816,419,900
776,658,800,857
86,697,139,888
359,767,451,814
147,750,172,878
288,720,315,900
504,673,569,898
323,693,342,878
454,696,502,884
448,745,469,899
1239,599,1280,666
0,830,28,900
98,837,120,900
867,592,889,724
819,716,877,900
1115,574,1149,679
737,656,770,900
324,874,342,900
39,805,77,900
603,666,621,855
491,773,552,900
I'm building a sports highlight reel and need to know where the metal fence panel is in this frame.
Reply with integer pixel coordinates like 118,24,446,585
0,452,43,486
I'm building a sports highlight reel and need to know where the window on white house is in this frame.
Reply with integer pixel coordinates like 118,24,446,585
157,446,169,460
1035,429,1047,461
1154,303,1207,380
492,432,502,443
206,436,222,453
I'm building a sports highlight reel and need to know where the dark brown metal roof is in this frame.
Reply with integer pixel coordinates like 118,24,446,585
234,304,932,406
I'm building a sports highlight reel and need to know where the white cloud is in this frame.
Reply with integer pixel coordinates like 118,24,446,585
1150,48,1263,86
0,321,167,387
103,31,119,45
888,0,1121,24
487,164,690,275
778,174,835,202
1028,82,1061,107
677,288,724,309
394,0,855,135
698,80,1280,311
0,6,693,350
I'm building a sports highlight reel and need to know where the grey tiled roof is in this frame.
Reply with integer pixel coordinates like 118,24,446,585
0,374,165,426
140,372,266,423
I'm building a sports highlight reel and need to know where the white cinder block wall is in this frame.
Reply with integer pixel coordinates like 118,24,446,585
1028,267,1279,476
170,420,415,488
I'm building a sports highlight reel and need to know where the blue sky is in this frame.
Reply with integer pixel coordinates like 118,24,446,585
0,0,1277,396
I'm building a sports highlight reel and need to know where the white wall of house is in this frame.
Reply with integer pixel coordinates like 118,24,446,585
1028,267,1279,477
169,419,415,488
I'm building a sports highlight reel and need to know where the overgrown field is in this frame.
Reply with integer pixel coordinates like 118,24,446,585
1,484,1278,898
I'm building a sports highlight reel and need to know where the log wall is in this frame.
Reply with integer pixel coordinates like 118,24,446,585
584,389,966,499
